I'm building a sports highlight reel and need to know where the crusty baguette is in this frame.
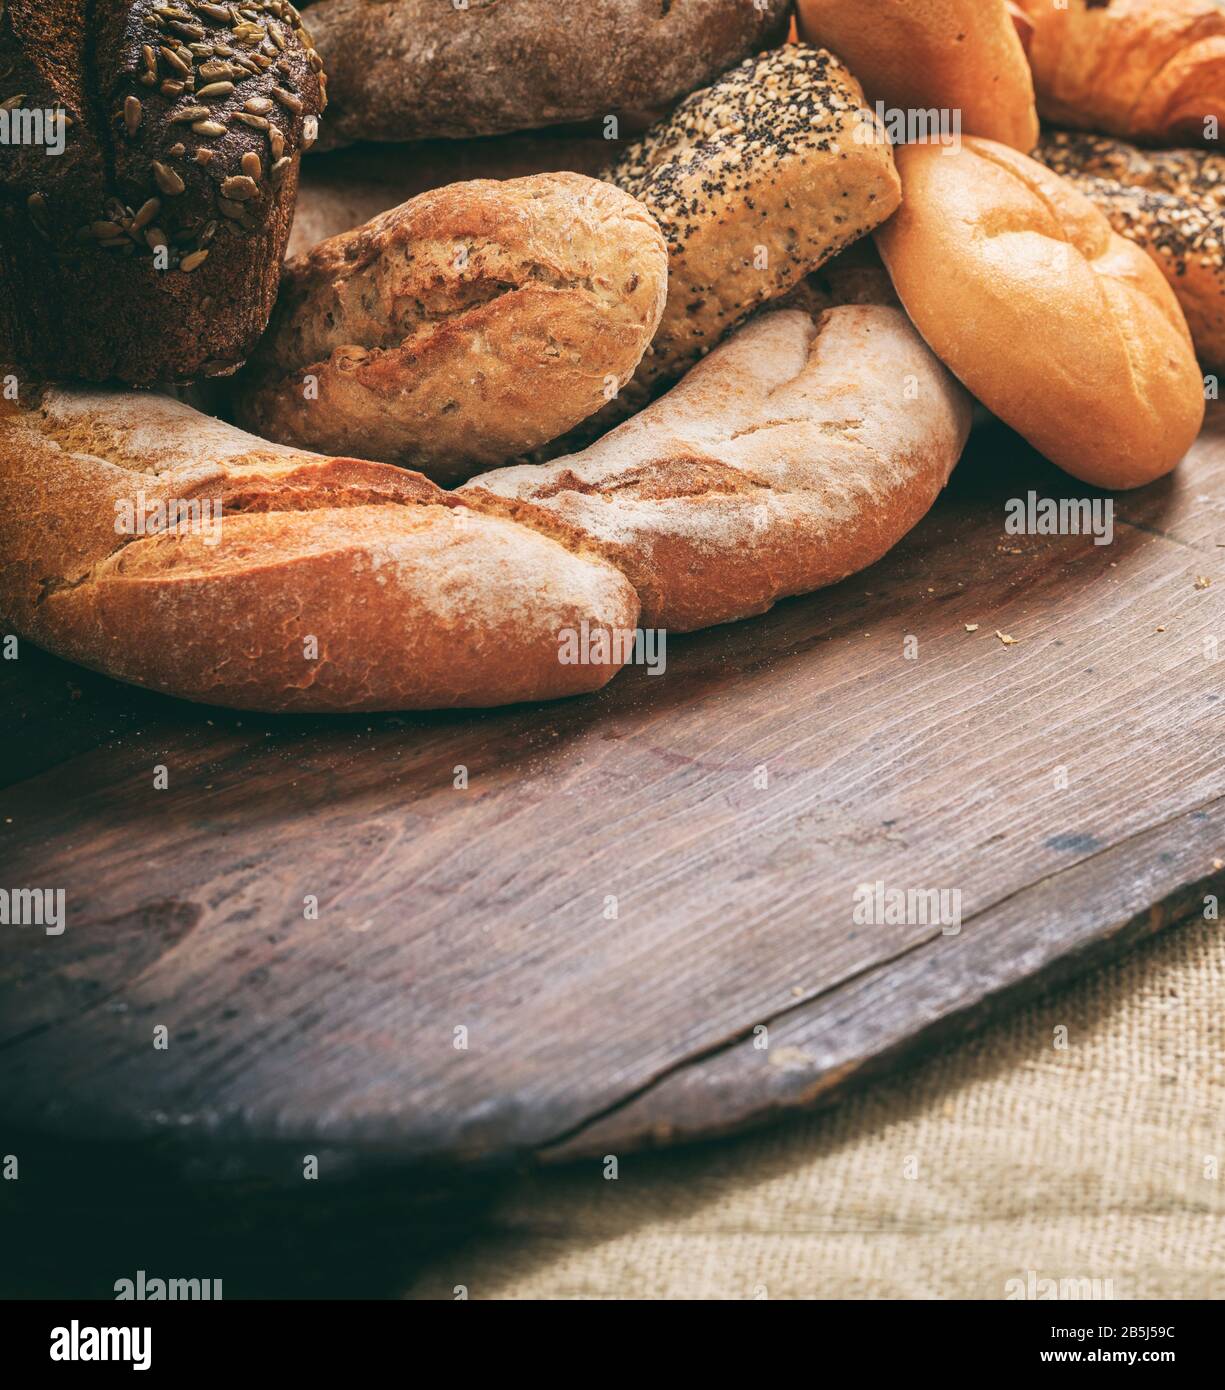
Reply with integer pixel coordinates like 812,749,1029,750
796,0,1039,152
1014,0,1225,146
306,0,790,146
875,138,1206,490
463,305,973,632
1036,131,1225,374
0,0,326,385
0,387,639,712
233,173,668,485
1,301,971,708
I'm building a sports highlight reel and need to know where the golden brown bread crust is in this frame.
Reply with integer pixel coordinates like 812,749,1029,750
0,301,972,706
233,173,668,485
0,387,640,712
521,42,902,461
304,0,791,146
875,138,1206,491
1015,0,1225,146
1036,131,1225,374
0,0,326,384
796,0,1040,151
606,45,902,400
287,133,614,259
463,306,973,632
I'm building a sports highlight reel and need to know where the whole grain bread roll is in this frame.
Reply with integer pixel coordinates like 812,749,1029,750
288,133,613,258
796,0,1039,152
1014,0,1225,147
607,45,900,399
464,304,973,632
1036,131,1225,374
0,0,326,384
512,41,906,461
0,385,639,712
233,173,669,485
304,0,790,146
875,138,1206,491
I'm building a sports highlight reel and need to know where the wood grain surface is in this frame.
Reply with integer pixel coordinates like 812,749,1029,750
2,408,1223,1179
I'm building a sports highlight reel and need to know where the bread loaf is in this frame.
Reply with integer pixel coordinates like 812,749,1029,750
525,41,903,461
0,0,326,384
233,173,668,485
1014,0,1225,146
305,0,790,146
288,134,613,258
1036,131,1225,374
875,138,1206,490
796,0,1039,152
0,385,639,712
464,305,973,632
1,298,971,708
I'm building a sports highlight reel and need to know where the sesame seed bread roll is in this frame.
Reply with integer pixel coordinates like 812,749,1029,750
796,0,1040,152
0,0,326,385
1014,0,1225,147
0,385,640,713
303,0,791,146
1036,132,1225,375
232,173,669,486
606,45,902,399
875,138,1206,491
463,304,973,633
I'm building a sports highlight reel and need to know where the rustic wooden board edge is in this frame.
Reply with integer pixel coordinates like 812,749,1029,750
3,415,1223,1182
539,796,1225,1164
6,803,1217,1189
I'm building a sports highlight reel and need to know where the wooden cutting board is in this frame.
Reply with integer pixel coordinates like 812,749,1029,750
3,408,1223,1179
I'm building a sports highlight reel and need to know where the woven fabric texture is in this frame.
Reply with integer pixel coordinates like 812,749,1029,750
407,917,1225,1299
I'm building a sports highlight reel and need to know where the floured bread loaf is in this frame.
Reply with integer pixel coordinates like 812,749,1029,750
0,386,639,712
1,302,972,710
464,305,973,632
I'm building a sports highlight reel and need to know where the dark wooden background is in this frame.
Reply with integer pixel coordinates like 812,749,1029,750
2,410,1223,1199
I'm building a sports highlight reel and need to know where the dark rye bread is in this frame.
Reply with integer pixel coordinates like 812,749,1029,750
0,1,325,384
303,0,791,146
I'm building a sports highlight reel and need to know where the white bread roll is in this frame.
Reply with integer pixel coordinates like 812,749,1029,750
875,138,1206,490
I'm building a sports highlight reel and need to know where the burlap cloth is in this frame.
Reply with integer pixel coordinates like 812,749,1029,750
406,916,1225,1299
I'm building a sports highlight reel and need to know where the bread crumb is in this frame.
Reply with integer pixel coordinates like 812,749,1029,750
1194,575,1212,589
964,622,979,632
995,630,1018,645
